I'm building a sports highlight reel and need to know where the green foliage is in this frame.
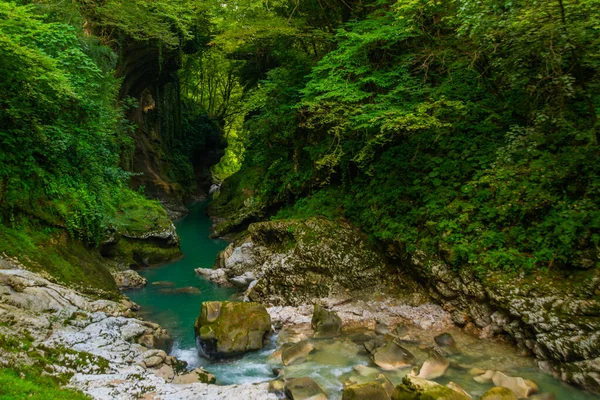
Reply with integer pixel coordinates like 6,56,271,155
217,0,600,273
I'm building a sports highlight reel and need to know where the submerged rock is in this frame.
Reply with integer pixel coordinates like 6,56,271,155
282,340,314,366
372,341,416,370
152,281,175,287
479,387,518,400
160,286,201,294
312,304,343,338
194,301,271,359
491,371,538,398
284,377,328,400
417,351,450,379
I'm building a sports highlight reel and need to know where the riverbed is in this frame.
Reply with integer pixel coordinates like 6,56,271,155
127,201,599,399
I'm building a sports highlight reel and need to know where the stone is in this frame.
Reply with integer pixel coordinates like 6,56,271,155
372,341,416,370
284,377,328,400
391,375,470,400
112,270,147,289
137,330,173,352
152,281,175,287
491,371,538,398
417,351,450,379
282,340,314,366
479,387,518,400
172,367,216,384
434,332,458,353
194,301,271,358
160,286,201,294
230,271,256,289
312,304,342,338
342,375,394,400
473,370,495,383
446,382,472,399
154,364,175,381
269,379,285,394
142,349,167,368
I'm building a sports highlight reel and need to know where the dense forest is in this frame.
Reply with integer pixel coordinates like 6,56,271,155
1,0,599,398
0,0,598,285
1,0,599,285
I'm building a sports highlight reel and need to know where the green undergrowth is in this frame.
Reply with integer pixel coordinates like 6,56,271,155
0,332,96,400
0,368,89,400
0,221,118,297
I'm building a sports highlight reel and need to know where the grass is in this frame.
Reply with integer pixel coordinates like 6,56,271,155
0,369,90,400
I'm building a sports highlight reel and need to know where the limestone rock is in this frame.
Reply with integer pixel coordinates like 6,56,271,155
312,304,342,338
372,341,416,370
417,351,450,379
284,377,328,400
491,371,538,398
343,375,394,400
172,367,216,384
142,349,167,368
194,301,271,358
282,340,314,366
112,269,147,289
479,387,518,400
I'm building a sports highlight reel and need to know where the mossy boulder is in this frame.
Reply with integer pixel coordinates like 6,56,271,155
284,377,328,400
391,376,470,400
342,375,395,400
479,387,518,400
194,301,271,359
312,304,342,338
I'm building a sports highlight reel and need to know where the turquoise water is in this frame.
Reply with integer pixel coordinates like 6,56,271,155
126,201,236,355
126,201,600,398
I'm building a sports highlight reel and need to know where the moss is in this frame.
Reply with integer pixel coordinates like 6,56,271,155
0,223,119,298
105,191,173,236
109,238,181,268
0,368,90,400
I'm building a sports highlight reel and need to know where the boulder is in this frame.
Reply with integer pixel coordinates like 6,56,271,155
417,351,450,379
151,281,175,287
391,376,470,400
473,370,495,383
312,304,342,338
112,270,147,289
194,301,271,358
372,341,415,370
282,340,314,366
284,377,328,400
479,387,518,400
343,375,394,400
142,349,167,368
491,371,538,398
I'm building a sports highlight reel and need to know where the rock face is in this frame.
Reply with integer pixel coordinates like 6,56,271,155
409,249,600,393
203,218,423,306
0,259,275,400
112,269,147,289
194,301,272,359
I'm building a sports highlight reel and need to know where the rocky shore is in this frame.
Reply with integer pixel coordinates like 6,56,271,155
0,256,274,400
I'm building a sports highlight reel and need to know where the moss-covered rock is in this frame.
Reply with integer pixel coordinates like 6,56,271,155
342,375,395,400
311,304,342,338
194,301,271,359
479,387,518,400
391,376,470,400
209,217,423,306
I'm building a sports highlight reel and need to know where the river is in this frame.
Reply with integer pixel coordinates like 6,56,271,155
126,201,599,399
